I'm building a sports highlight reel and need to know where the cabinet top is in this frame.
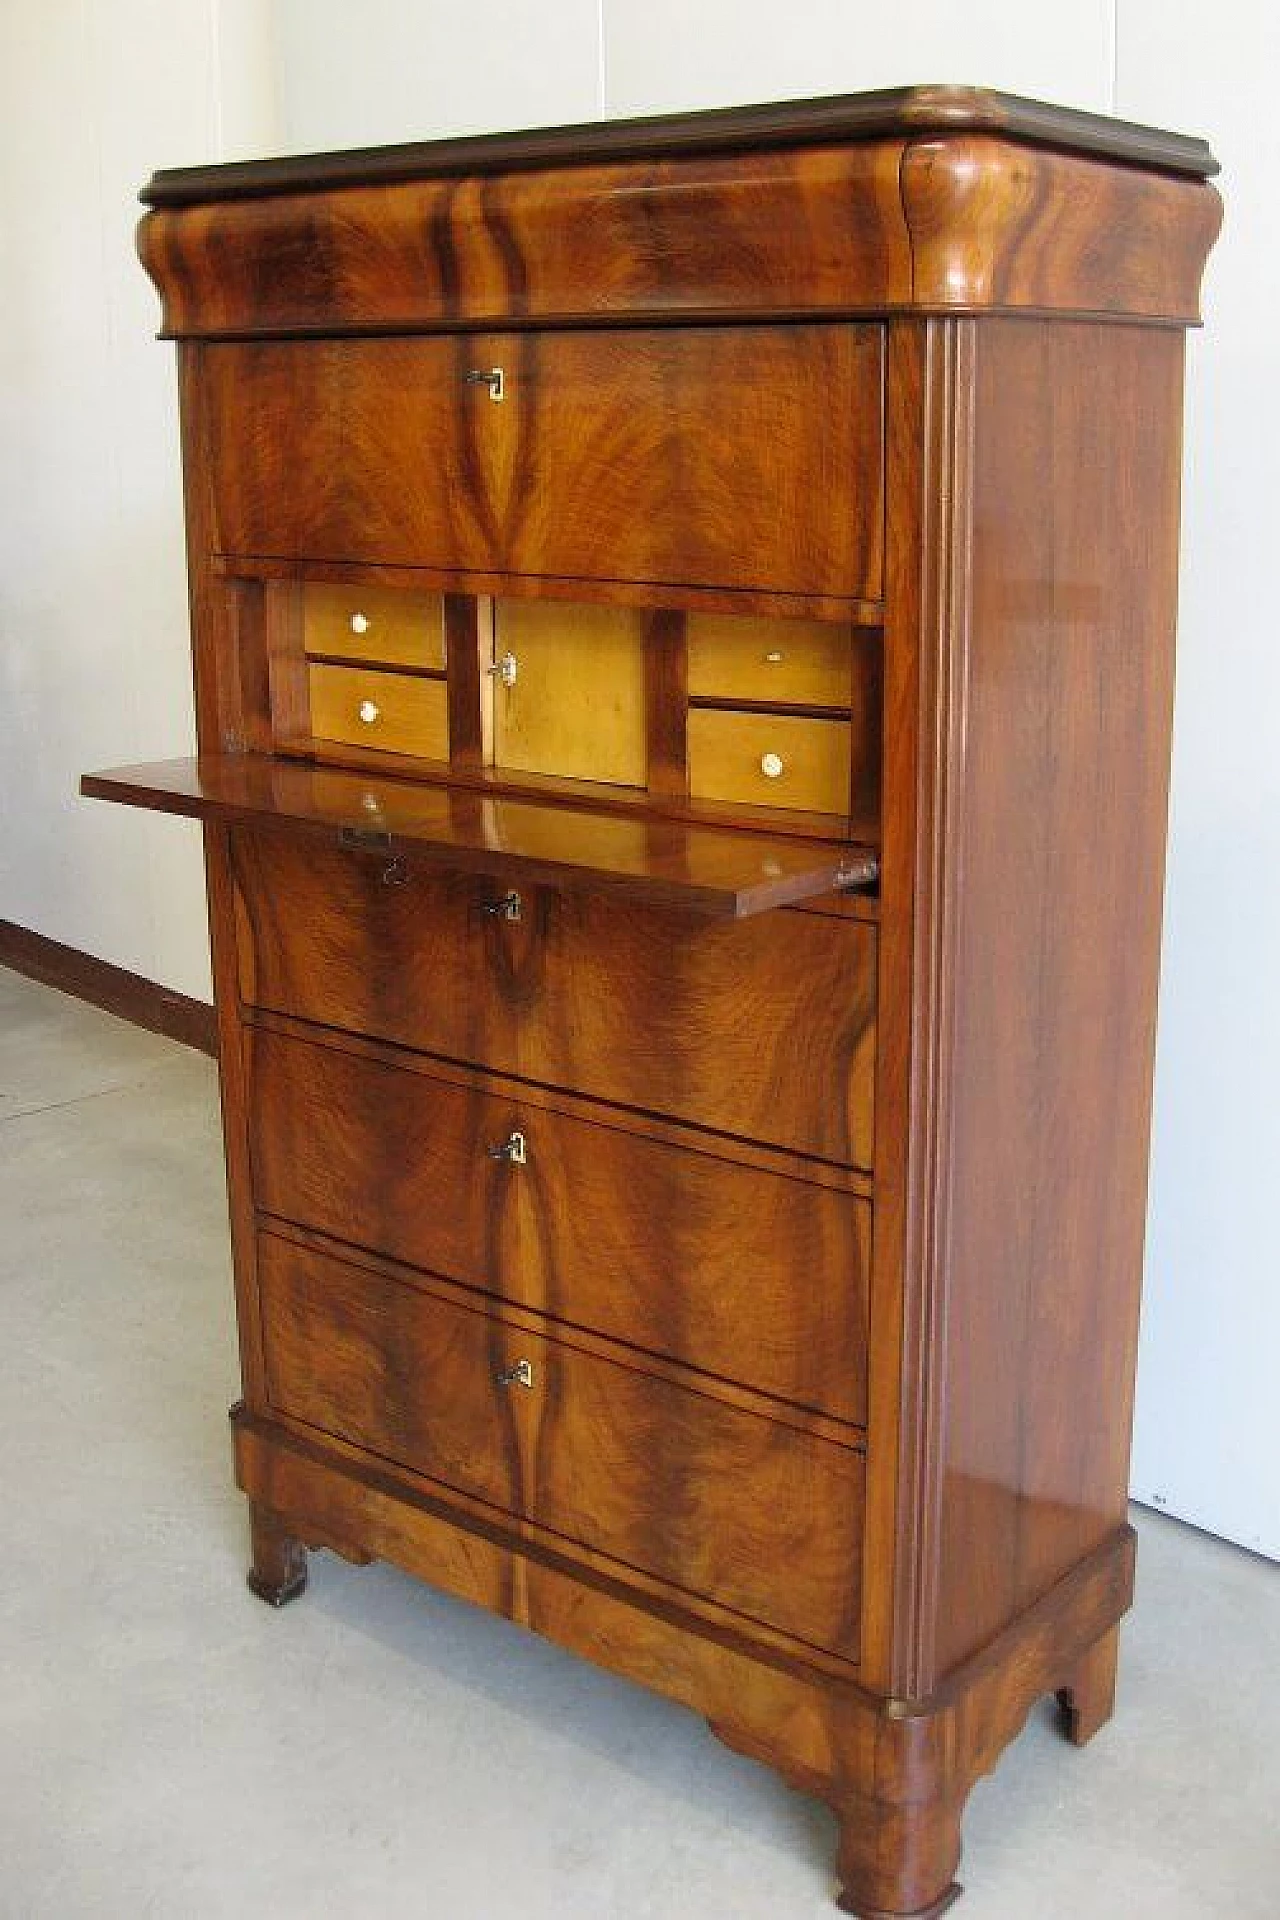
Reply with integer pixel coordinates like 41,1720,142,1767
140,83,1217,207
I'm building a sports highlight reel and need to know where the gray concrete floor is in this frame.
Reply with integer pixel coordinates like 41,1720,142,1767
0,964,1276,1919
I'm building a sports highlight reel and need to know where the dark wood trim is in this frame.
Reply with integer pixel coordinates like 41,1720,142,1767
644,609,689,798
0,918,215,1056
141,86,1216,207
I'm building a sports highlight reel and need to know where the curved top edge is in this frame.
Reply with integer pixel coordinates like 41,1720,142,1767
139,83,1219,208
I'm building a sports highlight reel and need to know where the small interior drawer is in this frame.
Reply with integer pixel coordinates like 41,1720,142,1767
689,708,852,815
688,615,855,708
308,662,448,758
303,582,446,669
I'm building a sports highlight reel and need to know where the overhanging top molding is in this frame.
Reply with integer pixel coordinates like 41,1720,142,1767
137,88,1222,336
141,85,1218,206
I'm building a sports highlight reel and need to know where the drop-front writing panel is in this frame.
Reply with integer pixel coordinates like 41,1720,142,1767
202,326,885,599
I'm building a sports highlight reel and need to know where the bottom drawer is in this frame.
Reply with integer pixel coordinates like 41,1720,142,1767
258,1231,863,1660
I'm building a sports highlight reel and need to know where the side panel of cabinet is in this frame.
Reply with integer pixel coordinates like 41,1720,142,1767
920,320,1186,1679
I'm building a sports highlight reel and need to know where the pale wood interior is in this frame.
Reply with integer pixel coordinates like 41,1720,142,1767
266,580,881,839
688,613,855,708
303,581,447,668
491,598,648,788
689,708,852,815
308,662,449,759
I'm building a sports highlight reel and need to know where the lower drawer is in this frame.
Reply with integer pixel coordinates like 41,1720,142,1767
247,1028,870,1423
258,1231,864,1659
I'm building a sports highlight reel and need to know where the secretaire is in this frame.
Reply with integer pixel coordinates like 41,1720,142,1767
84,86,1221,1916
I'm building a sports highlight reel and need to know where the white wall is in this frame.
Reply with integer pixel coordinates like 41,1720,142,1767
0,0,278,1001
0,2,1273,1557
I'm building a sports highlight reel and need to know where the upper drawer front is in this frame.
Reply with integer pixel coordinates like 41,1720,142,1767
232,823,876,1169
204,326,884,599
259,1231,864,1659
248,1028,870,1424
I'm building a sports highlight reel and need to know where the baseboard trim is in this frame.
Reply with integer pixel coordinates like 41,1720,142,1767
0,918,216,1057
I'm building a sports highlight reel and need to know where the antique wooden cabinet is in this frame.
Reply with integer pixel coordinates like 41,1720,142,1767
85,88,1220,1916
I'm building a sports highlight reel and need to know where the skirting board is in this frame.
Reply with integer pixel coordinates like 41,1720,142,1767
0,918,216,1057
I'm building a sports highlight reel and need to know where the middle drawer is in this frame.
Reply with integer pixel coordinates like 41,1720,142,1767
246,1028,869,1425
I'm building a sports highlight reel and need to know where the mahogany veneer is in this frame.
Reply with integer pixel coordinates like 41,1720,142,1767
85,87,1220,1915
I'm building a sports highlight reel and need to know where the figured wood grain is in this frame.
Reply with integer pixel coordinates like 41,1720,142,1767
247,1027,871,1421
231,1396,1136,1918
257,1231,865,1657
901,137,1223,324
202,326,885,600
81,756,877,918
244,1008,872,1196
85,88,1224,1918
138,141,913,335
230,821,877,1166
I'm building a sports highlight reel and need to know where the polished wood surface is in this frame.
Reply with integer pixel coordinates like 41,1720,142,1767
231,821,878,1165
901,136,1223,323
923,319,1186,1677
307,661,449,758
248,1026,871,1422
89,90,1220,1918
202,326,885,599
233,1394,1136,1915
138,94,1218,346
492,599,648,787
140,142,912,337
258,1231,865,1656
82,756,878,918
142,85,1216,208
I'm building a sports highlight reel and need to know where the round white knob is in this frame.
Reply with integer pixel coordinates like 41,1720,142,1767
760,752,784,780
358,699,380,725
764,650,784,664
350,612,370,635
